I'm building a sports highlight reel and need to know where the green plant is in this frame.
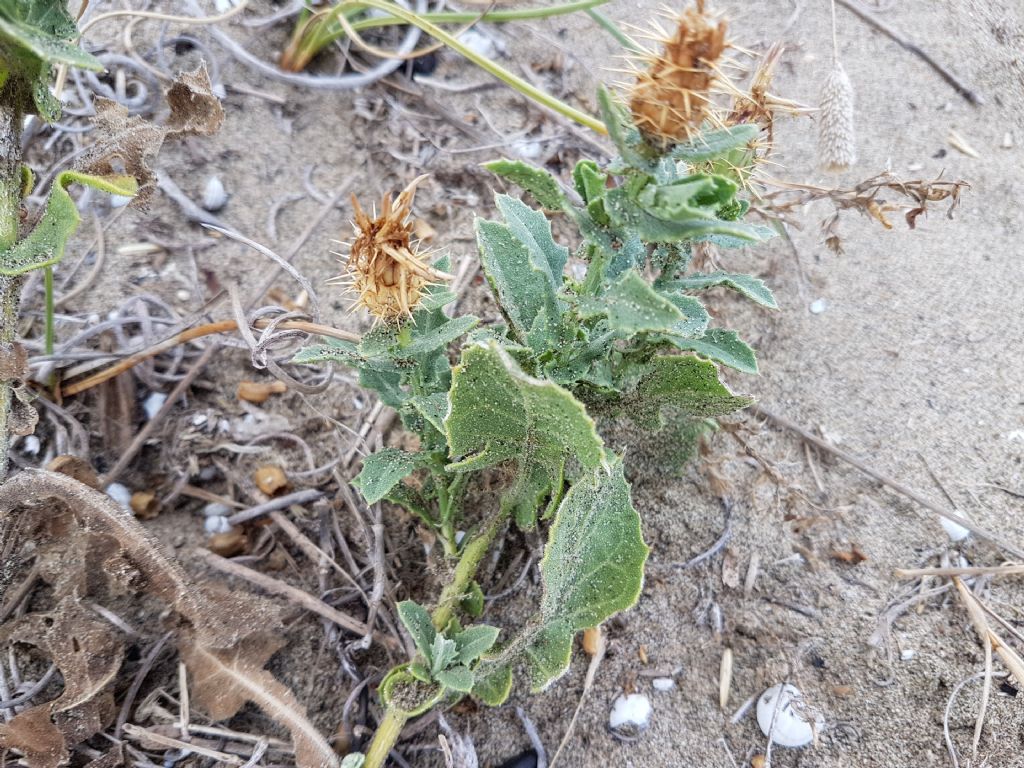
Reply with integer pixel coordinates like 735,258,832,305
295,15,781,760
277,0,608,133
0,0,138,481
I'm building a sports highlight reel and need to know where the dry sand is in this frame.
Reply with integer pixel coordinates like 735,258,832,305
29,1,1024,766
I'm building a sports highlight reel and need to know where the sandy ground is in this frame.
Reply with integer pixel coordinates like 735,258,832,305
12,1,1024,767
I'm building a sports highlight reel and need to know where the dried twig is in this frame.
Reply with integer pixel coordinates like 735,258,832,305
197,549,399,650
835,0,982,105
896,564,1024,579
752,404,1024,560
60,318,357,397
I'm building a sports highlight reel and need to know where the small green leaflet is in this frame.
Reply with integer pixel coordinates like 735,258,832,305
525,459,648,691
670,124,760,163
454,625,500,664
670,328,758,374
435,665,474,693
396,601,436,662
444,341,604,528
483,159,566,210
353,449,425,505
1,171,137,276
663,271,778,309
397,315,478,358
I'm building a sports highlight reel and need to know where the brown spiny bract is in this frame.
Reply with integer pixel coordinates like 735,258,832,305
334,175,453,321
629,3,728,146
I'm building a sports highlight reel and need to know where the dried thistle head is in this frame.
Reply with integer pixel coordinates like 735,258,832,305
333,175,453,322
628,1,730,146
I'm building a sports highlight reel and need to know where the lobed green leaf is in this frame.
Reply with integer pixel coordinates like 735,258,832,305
670,328,758,374
618,355,753,430
483,159,567,210
663,271,778,309
525,459,648,690
444,341,604,528
0,171,137,276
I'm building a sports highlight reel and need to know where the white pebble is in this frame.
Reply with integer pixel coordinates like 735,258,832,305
204,515,231,534
176,289,192,302
901,649,917,661
652,677,676,692
756,683,823,748
105,483,133,509
202,176,229,212
202,502,232,517
940,513,971,542
457,29,497,59
609,693,652,734
19,434,41,456
142,392,167,420
809,298,828,314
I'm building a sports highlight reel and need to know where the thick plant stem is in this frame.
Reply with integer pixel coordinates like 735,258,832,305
361,707,408,768
0,102,24,484
361,511,508,767
432,510,507,631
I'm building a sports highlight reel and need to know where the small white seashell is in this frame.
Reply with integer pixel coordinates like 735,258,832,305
456,29,497,59
204,515,231,534
105,483,133,509
809,298,828,314
652,677,676,692
609,693,652,737
142,392,167,420
202,502,232,518
20,434,41,456
202,176,228,212
756,683,823,748
940,513,971,542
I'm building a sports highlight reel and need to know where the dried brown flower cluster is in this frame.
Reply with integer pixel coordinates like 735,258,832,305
628,1,729,146
334,175,453,321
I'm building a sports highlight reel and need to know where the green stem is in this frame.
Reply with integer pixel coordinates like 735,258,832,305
360,509,508,767
336,0,606,134
584,8,642,53
0,101,24,484
361,706,408,768
432,509,508,631
292,0,611,67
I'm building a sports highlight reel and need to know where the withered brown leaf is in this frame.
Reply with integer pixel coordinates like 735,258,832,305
180,634,339,768
0,707,67,768
0,469,337,768
76,64,224,208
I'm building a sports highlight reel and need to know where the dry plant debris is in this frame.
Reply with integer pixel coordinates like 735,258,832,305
0,470,339,768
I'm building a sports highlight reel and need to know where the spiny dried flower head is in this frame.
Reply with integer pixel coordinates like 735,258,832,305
628,1,730,147
333,175,453,322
